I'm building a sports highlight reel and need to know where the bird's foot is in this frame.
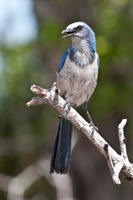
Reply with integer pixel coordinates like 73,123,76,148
63,101,71,112
89,121,98,132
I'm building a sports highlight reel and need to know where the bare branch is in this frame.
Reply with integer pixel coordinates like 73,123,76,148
118,119,128,161
104,144,123,185
27,83,133,185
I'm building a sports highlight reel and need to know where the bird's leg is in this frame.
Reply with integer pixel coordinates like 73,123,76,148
63,99,71,113
82,102,98,131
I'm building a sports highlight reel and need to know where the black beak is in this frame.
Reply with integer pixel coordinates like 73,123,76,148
61,29,75,38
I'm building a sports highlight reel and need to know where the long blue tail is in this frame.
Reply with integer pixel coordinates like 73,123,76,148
50,117,72,174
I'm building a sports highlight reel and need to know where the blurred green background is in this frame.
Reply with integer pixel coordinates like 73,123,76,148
0,0,133,199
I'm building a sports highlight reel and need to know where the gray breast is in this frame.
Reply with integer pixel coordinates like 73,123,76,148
57,53,98,107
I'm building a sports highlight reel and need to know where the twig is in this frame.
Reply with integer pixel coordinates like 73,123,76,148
118,119,128,161
104,144,123,185
27,83,133,185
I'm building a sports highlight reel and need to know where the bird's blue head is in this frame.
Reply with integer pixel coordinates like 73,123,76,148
62,22,96,53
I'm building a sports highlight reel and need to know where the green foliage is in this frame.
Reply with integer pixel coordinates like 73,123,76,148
39,19,62,47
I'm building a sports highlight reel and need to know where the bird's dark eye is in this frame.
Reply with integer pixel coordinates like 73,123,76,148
77,25,83,30
75,25,83,32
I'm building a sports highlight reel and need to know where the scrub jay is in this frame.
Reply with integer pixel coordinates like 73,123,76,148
50,22,99,174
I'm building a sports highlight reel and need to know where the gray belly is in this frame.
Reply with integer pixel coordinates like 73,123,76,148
57,63,98,107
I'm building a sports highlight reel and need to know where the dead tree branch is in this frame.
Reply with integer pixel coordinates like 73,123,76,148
27,83,133,185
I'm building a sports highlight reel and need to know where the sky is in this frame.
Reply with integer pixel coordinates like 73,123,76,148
0,0,38,46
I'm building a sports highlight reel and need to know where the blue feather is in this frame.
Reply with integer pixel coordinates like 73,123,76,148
58,50,68,72
87,32,96,53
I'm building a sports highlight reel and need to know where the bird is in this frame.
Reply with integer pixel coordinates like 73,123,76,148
50,21,99,174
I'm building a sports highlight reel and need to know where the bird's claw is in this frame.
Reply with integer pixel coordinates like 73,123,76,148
89,122,98,132
63,101,71,112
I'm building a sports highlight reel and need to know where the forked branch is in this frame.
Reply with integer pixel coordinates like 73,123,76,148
27,83,133,185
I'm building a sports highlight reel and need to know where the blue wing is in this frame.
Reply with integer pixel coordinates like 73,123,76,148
58,50,68,72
